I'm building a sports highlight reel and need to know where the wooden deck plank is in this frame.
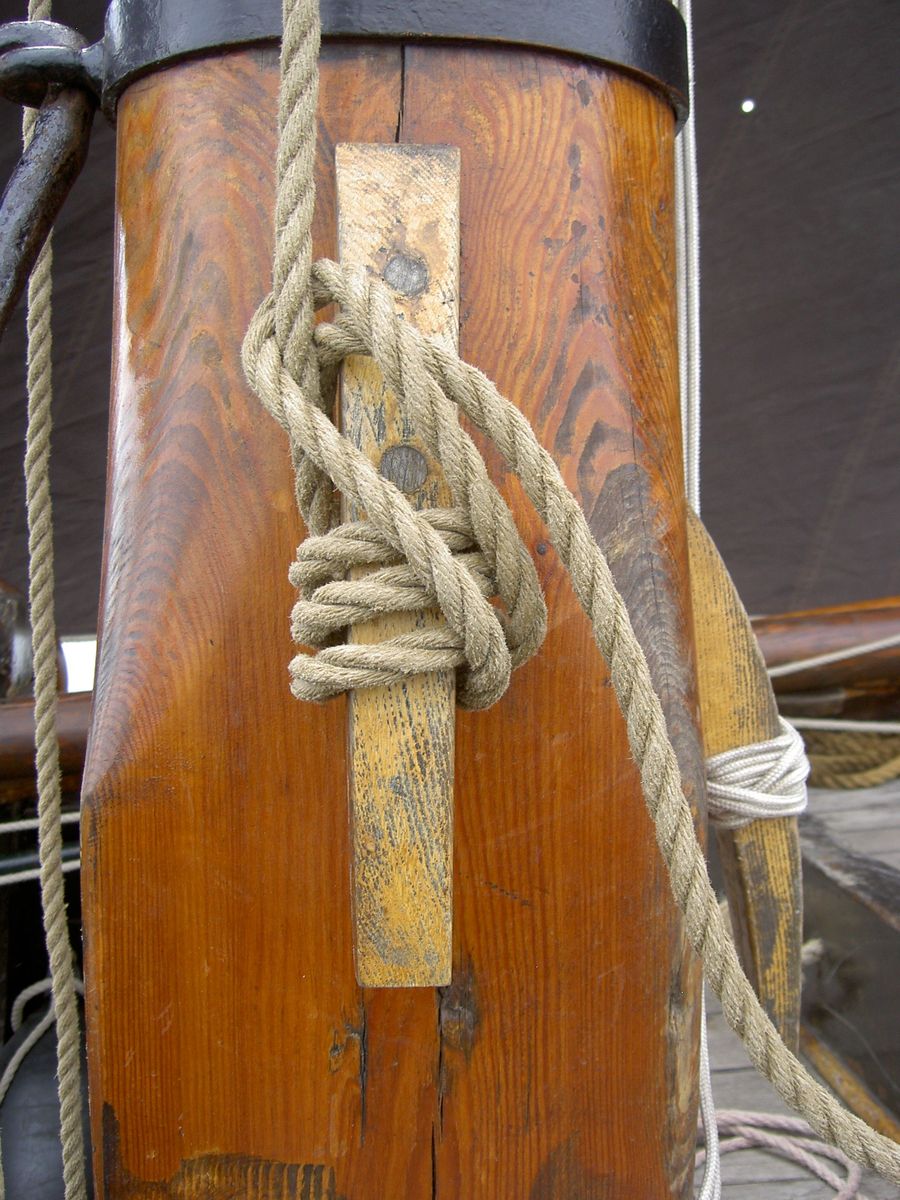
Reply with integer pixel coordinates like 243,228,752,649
808,782,900,870
704,990,898,1197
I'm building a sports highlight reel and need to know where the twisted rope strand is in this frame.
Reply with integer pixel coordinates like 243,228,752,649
272,0,333,535
804,729,900,790
247,263,900,1179
244,0,900,1181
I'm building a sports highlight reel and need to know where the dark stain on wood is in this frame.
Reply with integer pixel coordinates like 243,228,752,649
529,1140,617,1200
590,462,703,806
101,1105,346,1199
383,249,430,297
438,957,480,1061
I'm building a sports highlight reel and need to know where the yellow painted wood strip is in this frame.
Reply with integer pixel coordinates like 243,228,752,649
336,142,459,986
688,509,803,1048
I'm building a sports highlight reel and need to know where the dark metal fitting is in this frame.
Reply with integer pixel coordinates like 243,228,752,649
3,2,691,126
0,20,101,107
102,0,689,126
0,21,97,341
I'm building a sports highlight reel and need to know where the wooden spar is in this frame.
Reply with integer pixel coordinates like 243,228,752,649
753,596,900,722
688,510,803,1047
336,142,459,986
81,40,701,1198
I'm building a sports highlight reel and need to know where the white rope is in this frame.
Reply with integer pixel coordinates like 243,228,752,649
706,717,809,829
788,716,900,736
11,979,54,1033
0,811,80,836
674,0,702,515
698,1111,869,1199
672,2,719,1188
0,1008,55,1112
0,857,81,889
696,989,721,1200
10,976,84,1034
768,632,900,679
0,979,86,1159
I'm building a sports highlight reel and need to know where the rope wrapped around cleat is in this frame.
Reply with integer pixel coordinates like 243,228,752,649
243,0,900,1181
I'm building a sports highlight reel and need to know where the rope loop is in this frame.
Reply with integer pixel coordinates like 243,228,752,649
243,282,547,709
243,250,900,1182
242,0,900,1177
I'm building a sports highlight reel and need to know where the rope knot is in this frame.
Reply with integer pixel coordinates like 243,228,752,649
243,263,547,710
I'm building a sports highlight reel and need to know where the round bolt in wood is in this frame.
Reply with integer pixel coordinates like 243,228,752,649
383,251,429,297
379,444,429,493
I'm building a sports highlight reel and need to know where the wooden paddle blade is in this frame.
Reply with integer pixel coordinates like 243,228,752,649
688,508,804,1048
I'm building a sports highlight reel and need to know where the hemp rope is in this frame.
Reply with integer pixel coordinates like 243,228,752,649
0,3,87,1197
671,3,720,1191
803,730,900,790
242,0,900,1180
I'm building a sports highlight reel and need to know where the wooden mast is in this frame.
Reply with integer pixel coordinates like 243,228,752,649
82,13,702,1197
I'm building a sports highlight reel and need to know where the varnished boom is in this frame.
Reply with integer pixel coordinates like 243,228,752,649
82,43,702,1198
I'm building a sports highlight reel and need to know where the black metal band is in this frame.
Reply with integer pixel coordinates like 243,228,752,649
101,0,688,125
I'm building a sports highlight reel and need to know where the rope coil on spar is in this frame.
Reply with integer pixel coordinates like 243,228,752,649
243,0,900,1181
706,716,810,828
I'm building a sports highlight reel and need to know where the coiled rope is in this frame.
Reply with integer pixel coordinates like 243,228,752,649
803,729,900,790
706,716,809,828
697,1111,870,1199
242,0,900,1180
0,3,86,1198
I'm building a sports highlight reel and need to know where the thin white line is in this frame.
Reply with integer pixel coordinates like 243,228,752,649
0,810,81,836
0,857,81,888
787,716,900,735
768,632,900,678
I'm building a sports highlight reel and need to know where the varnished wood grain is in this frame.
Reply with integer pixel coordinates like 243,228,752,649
688,511,803,1048
403,47,701,1198
82,42,699,1198
337,142,459,986
82,46,438,1199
